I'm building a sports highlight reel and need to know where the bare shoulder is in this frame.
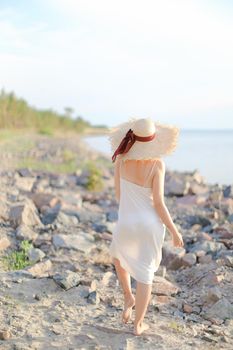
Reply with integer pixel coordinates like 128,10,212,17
155,158,165,172
115,156,122,167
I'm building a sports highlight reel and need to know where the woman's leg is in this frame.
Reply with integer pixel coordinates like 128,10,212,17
133,281,152,335
113,258,135,323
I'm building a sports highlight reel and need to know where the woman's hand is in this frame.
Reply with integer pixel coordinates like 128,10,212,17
172,231,184,248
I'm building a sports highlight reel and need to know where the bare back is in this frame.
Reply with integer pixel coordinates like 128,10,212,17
119,158,158,188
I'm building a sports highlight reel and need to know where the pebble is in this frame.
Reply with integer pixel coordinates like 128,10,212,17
87,290,100,305
0,330,11,340
183,304,193,313
28,247,45,263
206,287,222,303
53,270,81,290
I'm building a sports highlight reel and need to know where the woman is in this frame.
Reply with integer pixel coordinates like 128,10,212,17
108,117,184,336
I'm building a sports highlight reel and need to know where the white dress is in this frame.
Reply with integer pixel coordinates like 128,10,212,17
109,164,166,284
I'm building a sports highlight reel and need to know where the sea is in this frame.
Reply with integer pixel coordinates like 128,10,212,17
84,130,233,186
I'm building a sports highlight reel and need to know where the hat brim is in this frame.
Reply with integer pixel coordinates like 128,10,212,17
107,117,180,160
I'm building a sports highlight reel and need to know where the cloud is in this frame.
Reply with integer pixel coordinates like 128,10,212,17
0,0,232,127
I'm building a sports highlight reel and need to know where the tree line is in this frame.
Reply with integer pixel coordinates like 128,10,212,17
0,89,94,133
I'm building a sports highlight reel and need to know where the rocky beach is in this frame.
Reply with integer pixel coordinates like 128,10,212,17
0,132,233,350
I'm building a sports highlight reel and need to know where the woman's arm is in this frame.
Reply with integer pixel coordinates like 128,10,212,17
114,157,121,203
152,159,184,247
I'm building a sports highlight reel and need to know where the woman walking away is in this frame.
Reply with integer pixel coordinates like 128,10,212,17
108,117,184,336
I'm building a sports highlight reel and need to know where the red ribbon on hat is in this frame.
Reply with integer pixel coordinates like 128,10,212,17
112,128,156,162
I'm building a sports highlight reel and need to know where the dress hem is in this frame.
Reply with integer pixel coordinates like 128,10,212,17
109,244,155,285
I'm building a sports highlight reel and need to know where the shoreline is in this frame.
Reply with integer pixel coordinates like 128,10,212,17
83,132,233,187
1,129,231,187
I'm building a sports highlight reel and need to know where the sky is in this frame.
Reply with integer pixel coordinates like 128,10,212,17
0,0,233,129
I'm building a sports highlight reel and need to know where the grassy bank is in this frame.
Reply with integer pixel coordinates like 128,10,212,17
0,89,108,135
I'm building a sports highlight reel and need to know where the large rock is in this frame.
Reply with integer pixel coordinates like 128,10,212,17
105,222,116,234
222,255,233,267
204,298,233,320
9,199,42,228
213,224,233,239
76,171,89,186
186,215,211,228
92,221,115,234
223,185,233,198
0,201,9,221
161,241,186,269
180,253,196,267
33,178,50,192
50,176,66,188
30,192,60,211
41,207,79,227
198,254,213,264
196,231,212,241
91,244,113,266
41,205,60,225
102,271,117,286
53,232,95,253
27,248,45,263
153,276,180,296
14,176,35,192
76,210,106,224
165,176,190,196
26,259,52,277
15,224,38,241
54,211,79,227
92,223,108,233
189,181,209,195
221,198,233,216
192,170,205,184
53,270,81,290
107,211,118,222
176,194,208,207
6,270,35,280
190,241,226,255
164,252,196,271
0,236,11,251
60,193,83,209
17,168,33,177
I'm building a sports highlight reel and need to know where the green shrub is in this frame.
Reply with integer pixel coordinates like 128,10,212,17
18,157,77,174
62,148,76,162
169,320,184,332
2,240,33,271
85,161,103,191
38,126,54,136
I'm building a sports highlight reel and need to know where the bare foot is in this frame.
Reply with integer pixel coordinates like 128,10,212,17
133,321,149,336
122,295,135,324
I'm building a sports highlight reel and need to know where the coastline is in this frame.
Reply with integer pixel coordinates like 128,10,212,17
83,131,233,187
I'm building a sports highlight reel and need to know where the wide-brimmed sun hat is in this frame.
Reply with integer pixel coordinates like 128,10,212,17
108,117,180,162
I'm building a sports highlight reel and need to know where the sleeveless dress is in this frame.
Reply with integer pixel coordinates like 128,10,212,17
109,160,166,284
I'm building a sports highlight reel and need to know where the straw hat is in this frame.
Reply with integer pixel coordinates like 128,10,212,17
108,117,180,162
